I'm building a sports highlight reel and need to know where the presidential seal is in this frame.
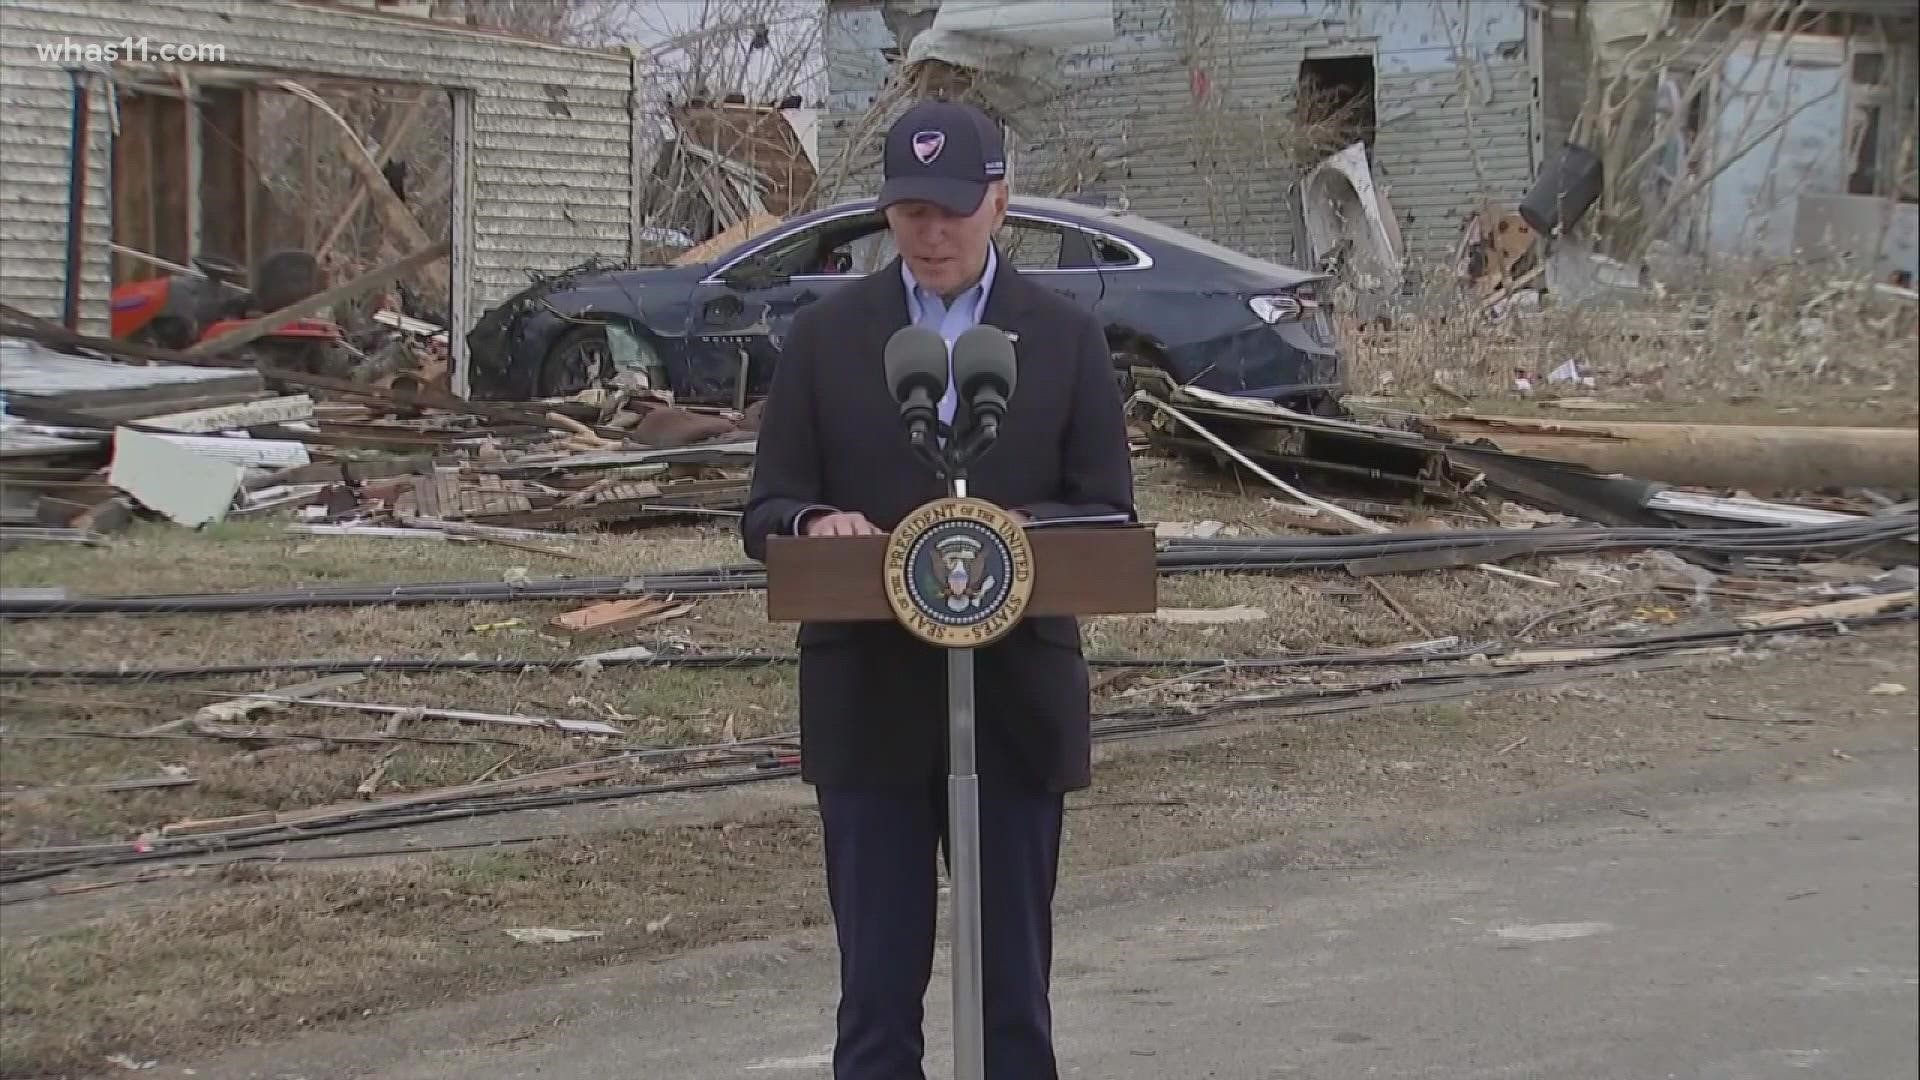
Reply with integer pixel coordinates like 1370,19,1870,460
882,497,1036,648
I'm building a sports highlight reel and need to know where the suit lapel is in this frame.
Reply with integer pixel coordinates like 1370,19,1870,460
835,250,1044,511
980,248,1037,332
857,256,912,355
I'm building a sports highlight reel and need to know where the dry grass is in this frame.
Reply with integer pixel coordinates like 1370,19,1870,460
0,517,755,597
3,629,1911,1076
0,665,797,849
0,815,829,1076
1347,257,1919,425
0,459,1683,849
0,458,1636,848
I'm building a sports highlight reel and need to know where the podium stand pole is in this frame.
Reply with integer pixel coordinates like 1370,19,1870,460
762,493,1157,1078
946,476,986,1080
763,322,1159,1080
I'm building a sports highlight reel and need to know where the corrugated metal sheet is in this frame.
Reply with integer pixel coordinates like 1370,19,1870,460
0,0,636,368
819,0,1537,280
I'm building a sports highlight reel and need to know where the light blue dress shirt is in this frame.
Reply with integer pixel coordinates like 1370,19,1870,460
786,248,999,534
901,244,998,432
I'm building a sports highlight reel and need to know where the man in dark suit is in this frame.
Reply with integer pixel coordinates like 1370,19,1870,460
740,99,1136,1080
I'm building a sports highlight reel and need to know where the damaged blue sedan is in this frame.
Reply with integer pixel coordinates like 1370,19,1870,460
465,195,1343,410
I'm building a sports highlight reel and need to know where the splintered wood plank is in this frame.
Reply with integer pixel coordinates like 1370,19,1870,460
464,491,533,516
547,597,693,637
138,394,316,433
411,474,443,519
1736,590,1917,629
437,471,461,519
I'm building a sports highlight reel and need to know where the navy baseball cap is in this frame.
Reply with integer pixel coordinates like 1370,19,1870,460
877,99,1007,216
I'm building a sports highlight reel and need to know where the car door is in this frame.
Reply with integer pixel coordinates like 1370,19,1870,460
678,211,889,407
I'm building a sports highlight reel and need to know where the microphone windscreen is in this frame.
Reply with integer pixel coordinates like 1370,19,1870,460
951,325,1017,398
882,325,950,404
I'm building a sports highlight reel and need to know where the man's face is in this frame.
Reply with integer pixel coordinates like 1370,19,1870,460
885,182,1008,297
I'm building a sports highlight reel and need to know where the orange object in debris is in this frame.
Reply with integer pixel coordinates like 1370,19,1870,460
199,316,343,342
109,276,172,339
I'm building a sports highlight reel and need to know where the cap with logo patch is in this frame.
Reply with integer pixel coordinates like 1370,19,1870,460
877,99,1007,216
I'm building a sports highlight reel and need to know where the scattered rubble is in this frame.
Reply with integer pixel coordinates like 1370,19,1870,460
0,214,1914,921
0,326,758,546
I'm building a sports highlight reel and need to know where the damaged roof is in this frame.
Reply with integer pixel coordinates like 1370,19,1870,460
669,102,820,219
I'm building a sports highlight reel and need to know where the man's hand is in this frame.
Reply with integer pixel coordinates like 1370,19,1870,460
803,511,883,537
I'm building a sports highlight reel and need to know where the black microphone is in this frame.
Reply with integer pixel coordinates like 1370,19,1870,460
882,325,950,453
950,325,1017,448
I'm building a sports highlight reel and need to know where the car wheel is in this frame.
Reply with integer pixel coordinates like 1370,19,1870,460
540,324,614,398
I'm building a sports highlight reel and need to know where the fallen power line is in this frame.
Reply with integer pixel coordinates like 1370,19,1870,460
0,643,1498,683
1,514,1911,620
2,611,1909,888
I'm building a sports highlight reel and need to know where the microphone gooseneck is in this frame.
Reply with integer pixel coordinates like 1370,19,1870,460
882,325,951,455
950,325,1017,459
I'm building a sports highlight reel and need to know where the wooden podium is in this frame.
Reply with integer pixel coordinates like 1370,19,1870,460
762,502,1158,1079
764,520,1159,624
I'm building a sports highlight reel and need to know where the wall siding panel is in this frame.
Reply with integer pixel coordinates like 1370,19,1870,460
0,0,636,347
819,0,1537,283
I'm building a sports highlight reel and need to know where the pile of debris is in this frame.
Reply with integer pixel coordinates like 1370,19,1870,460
1128,371,1917,538
0,328,759,547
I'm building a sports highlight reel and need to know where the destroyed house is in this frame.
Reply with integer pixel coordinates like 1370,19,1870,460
814,0,1918,292
644,99,821,248
1535,0,1917,282
0,0,646,395
815,0,1540,285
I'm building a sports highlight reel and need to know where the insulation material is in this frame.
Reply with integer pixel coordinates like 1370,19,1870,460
914,0,1117,50
108,427,243,527
782,108,821,170
904,0,1117,102
1300,142,1403,320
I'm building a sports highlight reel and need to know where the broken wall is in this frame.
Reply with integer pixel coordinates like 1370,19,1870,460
0,0,639,357
816,0,1536,280
1537,1,1592,158
1703,31,1852,260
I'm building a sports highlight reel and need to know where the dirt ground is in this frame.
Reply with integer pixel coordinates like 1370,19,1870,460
1,628,1911,1076
1,451,1914,1076
0,456,1678,849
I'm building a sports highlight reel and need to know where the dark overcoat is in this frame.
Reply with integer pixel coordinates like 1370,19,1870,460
739,253,1136,793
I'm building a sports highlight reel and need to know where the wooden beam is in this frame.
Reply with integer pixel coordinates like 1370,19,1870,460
252,362,633,441
197,85,252,264
285,81,446,299
1736,590,1918,629
315,94,428,261
181,72,202,261
111,92,158,285
183,239,448,357
304,97,319,249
